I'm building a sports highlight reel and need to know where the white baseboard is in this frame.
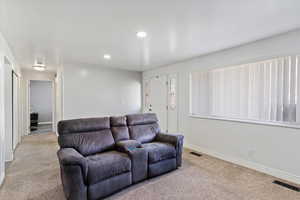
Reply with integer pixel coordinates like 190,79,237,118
184,142,300,185
0,171,4,187
5,150,14,162
38,121,53,125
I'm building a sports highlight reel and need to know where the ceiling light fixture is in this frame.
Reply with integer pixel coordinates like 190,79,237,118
32,65,46,71
32,60,46,71
103,54,111,60
136,31,147,38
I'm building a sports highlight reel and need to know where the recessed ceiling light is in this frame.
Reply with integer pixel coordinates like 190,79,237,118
136,31,147,38
32,65,46,71
103,54,111,60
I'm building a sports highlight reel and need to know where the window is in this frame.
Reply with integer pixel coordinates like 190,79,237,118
144,79,151,111
168,77,176,110
190,56,300,127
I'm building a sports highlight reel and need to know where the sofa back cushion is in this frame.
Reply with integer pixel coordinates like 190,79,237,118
127,113,160,143
110,116,130,142
57,117,115,156
58,117,110,135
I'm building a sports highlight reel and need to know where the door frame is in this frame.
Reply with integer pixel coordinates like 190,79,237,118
27,79,56,135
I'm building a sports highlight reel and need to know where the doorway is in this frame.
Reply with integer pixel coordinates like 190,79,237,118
29,80,54,134
143,73,178,133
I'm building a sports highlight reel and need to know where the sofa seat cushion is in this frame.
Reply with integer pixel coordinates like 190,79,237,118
142,142,176,164
86,151,131,185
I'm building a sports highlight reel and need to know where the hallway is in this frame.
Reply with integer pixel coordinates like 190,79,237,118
0,133,64,199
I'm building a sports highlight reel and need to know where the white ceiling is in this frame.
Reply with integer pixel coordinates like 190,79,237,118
1,0,300,72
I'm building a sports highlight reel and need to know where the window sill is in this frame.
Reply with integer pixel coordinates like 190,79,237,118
189,114,300,129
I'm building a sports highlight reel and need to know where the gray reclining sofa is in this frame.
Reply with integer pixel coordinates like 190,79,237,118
57,113,184,200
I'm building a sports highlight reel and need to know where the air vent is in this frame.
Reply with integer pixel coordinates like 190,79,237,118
190,152,202,157
273,180,300,192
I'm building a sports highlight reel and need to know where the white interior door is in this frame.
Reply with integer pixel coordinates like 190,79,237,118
147,76,168,132
4,63,13,161
167,74,178,133
18,78,22,142
0,62,5,183
12,72,19,150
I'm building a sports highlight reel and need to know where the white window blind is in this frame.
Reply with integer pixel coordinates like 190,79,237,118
190,56,300,126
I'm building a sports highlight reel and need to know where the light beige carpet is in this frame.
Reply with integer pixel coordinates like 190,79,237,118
0,133,299,200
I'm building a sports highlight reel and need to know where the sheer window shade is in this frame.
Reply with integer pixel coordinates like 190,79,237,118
190,56,300,125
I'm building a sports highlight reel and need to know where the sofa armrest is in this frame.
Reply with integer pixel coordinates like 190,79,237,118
127,148,148,183
115,140,147,183
57,148,88,200
155,133,184,146
116,140,142,153
57,148,88,180
155,133,184,167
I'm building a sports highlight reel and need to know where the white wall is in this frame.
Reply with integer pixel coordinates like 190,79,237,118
21,69,56,135
62,64,142,119
30,80,53,123
0,31,21,186
143,29,300,184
